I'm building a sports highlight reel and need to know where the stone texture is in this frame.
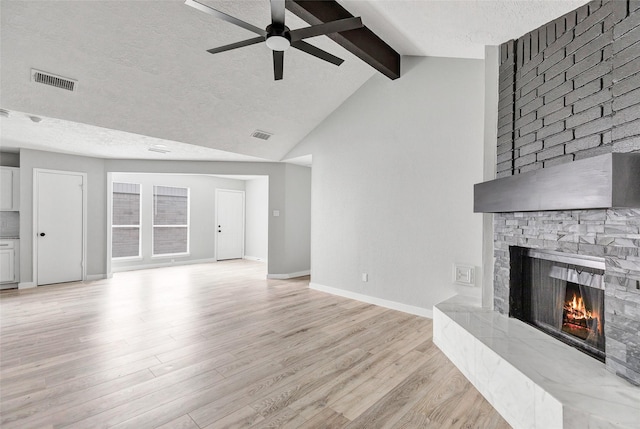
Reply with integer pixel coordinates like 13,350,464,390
494,208,640,385
495,6,640,384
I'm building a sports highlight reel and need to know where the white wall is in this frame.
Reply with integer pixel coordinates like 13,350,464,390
16,150,310,283
110,172,245,271
292,56,485,314
245,176,269,261
107,159,310,277
483,46,499,309
19,149,107,282
284,164,312,274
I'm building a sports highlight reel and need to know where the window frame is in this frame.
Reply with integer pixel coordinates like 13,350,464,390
111,182,142,260
151,185,190,258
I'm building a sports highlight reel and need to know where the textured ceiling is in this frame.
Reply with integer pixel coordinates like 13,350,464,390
0,0,588,162
0,110,267,162
342,0,590,58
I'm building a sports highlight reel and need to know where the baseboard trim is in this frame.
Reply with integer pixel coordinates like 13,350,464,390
86,274,108,281
309,282,433,318
18,282,36,289
243,256,266,262
267,270,310,279
112,258,217,273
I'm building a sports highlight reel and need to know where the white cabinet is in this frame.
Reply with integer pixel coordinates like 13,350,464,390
0,167,19,211
0,240,16,283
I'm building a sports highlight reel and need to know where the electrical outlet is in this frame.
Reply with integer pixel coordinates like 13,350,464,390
454,264,475,285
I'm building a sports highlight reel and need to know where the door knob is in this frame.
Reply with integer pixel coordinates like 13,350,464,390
39,233,46,237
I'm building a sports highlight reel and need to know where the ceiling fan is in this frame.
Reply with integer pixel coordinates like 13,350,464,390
185,0,364,80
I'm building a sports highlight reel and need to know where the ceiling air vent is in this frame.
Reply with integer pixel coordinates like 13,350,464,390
31,69,76,92
251,130,272,141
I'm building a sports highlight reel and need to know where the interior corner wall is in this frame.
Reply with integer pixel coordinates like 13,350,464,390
301,56,485,312
483,46,500,309
104,159,306,277
16,150,310,283
245,176,269,261
110,172,246,271
284,164,311,274
19,148,107,282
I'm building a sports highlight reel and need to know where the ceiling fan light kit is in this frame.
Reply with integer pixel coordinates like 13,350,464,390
265,25,291,51
185,0,363,80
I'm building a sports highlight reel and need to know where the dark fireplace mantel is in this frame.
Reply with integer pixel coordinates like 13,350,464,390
474,153,640,213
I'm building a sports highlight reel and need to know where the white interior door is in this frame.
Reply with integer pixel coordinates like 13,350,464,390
216,189,245,261
36,170,85,285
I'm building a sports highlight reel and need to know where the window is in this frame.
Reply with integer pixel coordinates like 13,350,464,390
112,182,141,258
153,186,189,255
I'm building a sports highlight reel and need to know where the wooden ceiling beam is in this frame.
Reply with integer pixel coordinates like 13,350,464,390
286,0,401,80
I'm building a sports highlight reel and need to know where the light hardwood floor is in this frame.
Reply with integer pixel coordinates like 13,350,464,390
0,260,510,429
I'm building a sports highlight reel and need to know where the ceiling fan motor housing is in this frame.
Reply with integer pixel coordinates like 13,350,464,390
265,24,291,51
184,0,364,80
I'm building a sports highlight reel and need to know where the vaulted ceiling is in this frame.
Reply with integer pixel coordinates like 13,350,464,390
0,0,588,162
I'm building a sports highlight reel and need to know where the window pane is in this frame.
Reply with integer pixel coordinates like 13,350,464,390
153,186,188,225
153,227,188,254
112,227,140,258
113,183,140,226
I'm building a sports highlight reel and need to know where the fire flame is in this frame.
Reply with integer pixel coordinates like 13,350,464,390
566,293,591,320
563,293,602,334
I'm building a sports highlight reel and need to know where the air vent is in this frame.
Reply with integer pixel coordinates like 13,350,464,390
31,69,76,92
251,130,272,141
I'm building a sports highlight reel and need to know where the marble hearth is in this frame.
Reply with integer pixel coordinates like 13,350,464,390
433,295,640,429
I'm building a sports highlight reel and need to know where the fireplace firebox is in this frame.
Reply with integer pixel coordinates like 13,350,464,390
509,246,606,361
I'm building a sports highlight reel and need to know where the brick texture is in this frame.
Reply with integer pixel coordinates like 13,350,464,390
497,0,640,176
493,0,640,386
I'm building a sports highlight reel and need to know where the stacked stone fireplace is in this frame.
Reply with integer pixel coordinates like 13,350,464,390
494,209,640,384
491,0,640,385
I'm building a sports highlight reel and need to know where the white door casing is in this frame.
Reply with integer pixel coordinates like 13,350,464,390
34,169,86,285
216,189,245,261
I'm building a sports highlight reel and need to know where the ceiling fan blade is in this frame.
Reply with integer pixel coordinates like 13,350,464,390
273,50,284,80
206,36,265,55
185,0,267,37
291,40,344,66
271,0,286,27
289,17,363,41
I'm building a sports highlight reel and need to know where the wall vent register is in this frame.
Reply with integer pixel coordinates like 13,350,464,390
31,69,76,92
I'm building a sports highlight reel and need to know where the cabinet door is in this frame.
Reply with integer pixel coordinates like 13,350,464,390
0,249,15,283
0,169,13,211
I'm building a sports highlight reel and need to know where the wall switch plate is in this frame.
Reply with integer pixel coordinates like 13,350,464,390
454,264,475,285
273,210,280,217
362,273,368,282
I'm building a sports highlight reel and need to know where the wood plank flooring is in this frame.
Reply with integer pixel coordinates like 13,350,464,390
0,260,510,428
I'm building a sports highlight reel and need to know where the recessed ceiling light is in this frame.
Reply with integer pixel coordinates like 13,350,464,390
29,116,42,123
0,109,9,118
148,147,170,154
